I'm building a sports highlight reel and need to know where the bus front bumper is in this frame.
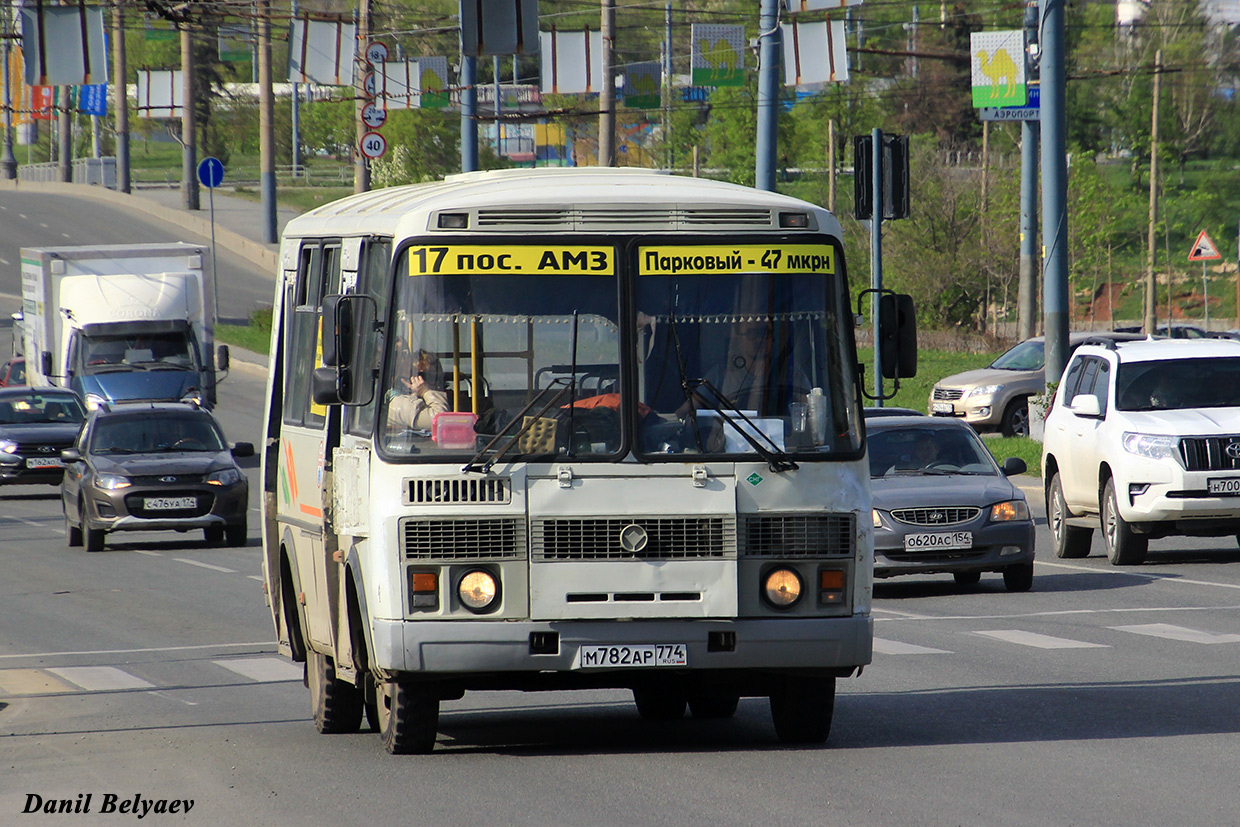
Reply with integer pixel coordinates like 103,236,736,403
370,615,873,679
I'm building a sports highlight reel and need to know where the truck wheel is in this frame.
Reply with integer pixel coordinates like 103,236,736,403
1102,478,1147,566
770,676,835,744
307,649,363,734
84,525,106,553
1049,473,1092,558
65,511,82,547
376,679,439,754
633,686,687,721
1001,398,1030,437
1003,562,1035,592
687,691,740,719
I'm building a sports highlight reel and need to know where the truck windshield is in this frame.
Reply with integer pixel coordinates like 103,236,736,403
81,333,198,374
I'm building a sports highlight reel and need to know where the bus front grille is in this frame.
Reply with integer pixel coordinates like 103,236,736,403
407,477,511,505
742,514,855,557
531,516,735,561
402,517,526,561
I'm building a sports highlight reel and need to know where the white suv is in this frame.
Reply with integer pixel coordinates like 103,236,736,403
1041,338,1240,565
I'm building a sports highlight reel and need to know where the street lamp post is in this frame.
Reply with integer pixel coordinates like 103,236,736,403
1,3,17,180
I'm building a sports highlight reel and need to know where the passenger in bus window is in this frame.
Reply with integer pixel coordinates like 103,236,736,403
388,349,449,431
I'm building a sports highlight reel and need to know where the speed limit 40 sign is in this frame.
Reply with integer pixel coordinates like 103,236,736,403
360,131,387,160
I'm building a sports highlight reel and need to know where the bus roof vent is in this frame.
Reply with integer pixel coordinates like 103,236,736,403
681,208,774,226
476,209,572,227
407,477,512,505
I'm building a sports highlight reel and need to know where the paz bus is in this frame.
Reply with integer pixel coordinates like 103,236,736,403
260,168,915,754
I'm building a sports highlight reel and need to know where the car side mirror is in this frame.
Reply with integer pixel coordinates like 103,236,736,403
60,447,81,463
1002,457,1027,476
1068,394,1101,417
231,442,255,458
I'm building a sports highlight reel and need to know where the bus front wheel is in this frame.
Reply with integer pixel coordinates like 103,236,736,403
769,676,835,744
376,678,439,754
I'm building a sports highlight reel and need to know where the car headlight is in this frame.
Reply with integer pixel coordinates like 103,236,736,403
872,508,884,528
763,568,803,609
84,393,106,411
990,499,1030,521
94,473,132,490
457,570,499,612
0,439,17,454
965,384,1003,399
206,467,243,486
1121,432,1179,461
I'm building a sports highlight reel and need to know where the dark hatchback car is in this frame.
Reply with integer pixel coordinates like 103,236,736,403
0,388,86,485
60,402,253,552
868,416,1035,592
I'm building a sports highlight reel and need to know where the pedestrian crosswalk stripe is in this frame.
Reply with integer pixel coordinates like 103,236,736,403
975,630,1109,649
1109,623,1240,644
213,657,303,682
873,638,952,655
48,666,155,691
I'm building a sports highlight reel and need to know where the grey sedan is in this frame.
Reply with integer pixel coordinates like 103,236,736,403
867,416,1035,591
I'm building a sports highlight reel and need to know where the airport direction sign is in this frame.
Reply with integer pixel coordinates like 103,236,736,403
980,84,1040,122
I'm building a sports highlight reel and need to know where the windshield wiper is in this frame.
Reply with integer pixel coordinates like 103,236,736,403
685,378,798,473
461,378,575,475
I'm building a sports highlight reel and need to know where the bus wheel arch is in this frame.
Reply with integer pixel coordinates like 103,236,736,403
279,545,307,663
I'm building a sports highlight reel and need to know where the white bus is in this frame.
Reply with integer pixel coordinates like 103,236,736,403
260,168,915,754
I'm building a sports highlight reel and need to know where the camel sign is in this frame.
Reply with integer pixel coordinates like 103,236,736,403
971,30,1026,108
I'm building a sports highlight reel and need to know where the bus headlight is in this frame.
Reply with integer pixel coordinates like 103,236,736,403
763,568,803,609
458,569,499,612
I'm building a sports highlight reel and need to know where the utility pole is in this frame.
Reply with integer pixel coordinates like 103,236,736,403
290,0,300,180
663,2,672,172
355,0,371,192
258,0,277,242
1040,0,1068,384
1017,0,1039,340
755,0,781,191
599,0,615,165
827,119,836,213
461,56,478,172
181,25,199,210
57,86,70,181
1144,50,1162,335
1,3,16,181
112,2,129,192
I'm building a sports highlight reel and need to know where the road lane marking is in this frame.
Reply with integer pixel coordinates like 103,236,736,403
174,557,237,573
213,657,302,682
1037,560,1240,590
975,630,1109,649
49,666,155,690
874,605,1240,623
1109,623,1240,644
0,669,79,695
873,638,952,655
0,642,271,661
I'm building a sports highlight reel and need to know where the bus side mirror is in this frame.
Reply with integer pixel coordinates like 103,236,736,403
216,344,230,371
40,351,52,377
320,294,376,370
879,293,917,379
311,366,349,405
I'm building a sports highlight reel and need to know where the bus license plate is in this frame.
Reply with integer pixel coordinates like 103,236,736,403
579,644,687,668
904,531,972,551
25,457,63,469
1208,478,1240,495
145,496,197,510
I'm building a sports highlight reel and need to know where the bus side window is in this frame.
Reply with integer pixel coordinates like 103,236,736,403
285,242,340,428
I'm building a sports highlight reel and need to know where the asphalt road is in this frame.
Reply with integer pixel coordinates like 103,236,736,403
1,192,1239,826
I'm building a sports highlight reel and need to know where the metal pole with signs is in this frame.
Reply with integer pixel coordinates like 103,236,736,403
1188,229,1221,329
197,157,225,323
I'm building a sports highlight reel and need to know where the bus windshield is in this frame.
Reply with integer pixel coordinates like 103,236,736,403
634,241,860,457
379,244,621,458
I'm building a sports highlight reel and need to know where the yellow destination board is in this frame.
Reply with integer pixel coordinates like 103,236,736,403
408,245,614,276
639,244,835,276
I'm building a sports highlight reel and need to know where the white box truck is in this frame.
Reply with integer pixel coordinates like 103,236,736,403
20,242,229,409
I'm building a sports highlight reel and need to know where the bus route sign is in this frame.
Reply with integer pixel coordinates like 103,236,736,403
639,244,836,275
407,245,615,275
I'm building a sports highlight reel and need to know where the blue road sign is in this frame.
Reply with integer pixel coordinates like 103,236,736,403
197,157,225,188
